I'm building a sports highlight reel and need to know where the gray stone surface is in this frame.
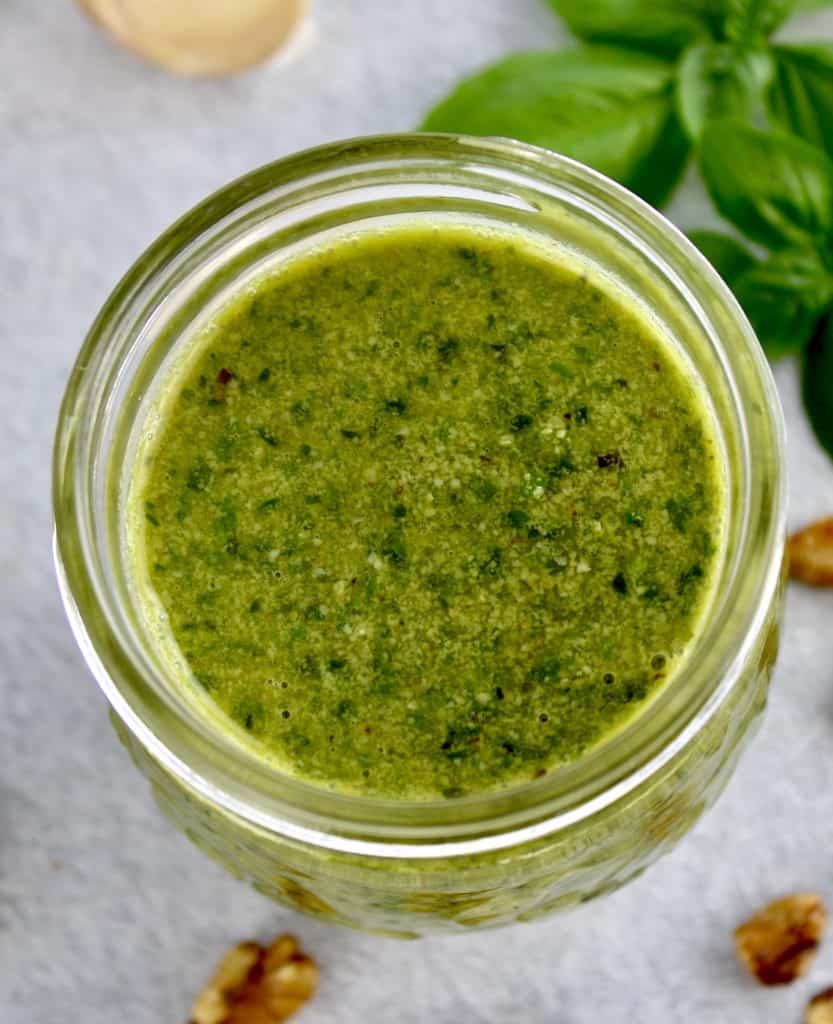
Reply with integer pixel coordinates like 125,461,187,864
3,2,833,1021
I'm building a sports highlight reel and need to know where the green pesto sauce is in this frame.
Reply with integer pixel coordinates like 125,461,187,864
133,224,723,800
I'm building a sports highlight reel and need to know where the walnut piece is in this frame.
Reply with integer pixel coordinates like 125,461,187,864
190,935,318,1024
789,518,833,587
807,988,833,1024
734,893,827,986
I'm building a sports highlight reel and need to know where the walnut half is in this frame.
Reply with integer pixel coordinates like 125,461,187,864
807,988,833,1024
734,893,827,986
789,518,833,587
190,934,318,1024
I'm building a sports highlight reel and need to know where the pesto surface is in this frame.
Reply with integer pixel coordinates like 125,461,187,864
134,225,722,799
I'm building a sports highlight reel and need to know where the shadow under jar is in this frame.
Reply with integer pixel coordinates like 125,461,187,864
53,134,786,936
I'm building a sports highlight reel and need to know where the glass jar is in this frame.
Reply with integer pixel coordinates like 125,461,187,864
53,134,786,936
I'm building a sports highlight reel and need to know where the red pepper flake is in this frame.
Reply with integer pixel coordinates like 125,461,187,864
209,367,236,405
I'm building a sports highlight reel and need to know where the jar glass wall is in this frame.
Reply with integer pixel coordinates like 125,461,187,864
53,134,786,935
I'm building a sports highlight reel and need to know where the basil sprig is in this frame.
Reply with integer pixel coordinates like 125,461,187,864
421,0,833,460
422,0,822,206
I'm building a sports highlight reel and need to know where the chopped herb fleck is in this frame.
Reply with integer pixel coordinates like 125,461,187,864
255,426,278,447
549,456,576,479
506,509,530,530
473,478,497,501
510,413,533,432
185,458,212,492
381,529,407,567
666,497,693,533
479,548,502,577
437,337,460,362
678,563,704,593
291,401,311,424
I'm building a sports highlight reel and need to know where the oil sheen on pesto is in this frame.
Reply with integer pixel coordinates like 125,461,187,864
135,224,723,800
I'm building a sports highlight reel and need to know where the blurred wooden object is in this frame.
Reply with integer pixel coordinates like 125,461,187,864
77,0,308,75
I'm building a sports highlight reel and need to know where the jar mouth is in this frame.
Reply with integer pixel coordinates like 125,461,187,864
53,133,787,858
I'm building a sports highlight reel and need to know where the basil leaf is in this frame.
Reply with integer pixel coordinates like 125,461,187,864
688,230,756,285
699,119,833,250
803,315,833,460
733,251,833,358
548,0,719,58
676,43,774,139
688,232,832,358
421,47,690,208
768,45,833,159
723,0,795,44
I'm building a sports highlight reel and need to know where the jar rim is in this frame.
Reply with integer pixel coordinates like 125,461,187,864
53,133,787,858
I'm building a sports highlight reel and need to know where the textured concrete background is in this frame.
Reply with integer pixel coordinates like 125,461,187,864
3,2,833,1021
